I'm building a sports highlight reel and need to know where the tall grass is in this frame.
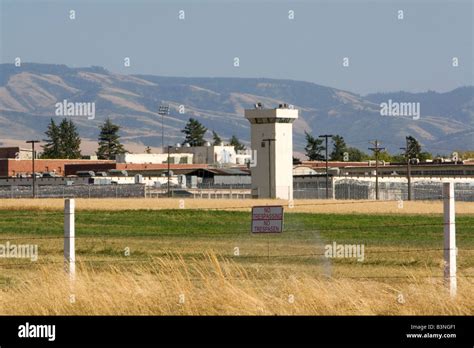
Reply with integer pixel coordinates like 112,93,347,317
1,253,472,315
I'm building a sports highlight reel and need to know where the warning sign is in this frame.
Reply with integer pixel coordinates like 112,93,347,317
251,206,284,233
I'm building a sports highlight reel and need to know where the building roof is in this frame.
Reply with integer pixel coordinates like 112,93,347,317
301,161,372,168
176,167,250,176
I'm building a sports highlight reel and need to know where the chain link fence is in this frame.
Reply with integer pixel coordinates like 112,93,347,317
1,179,474,201
0,184,146,199
294,179,474,201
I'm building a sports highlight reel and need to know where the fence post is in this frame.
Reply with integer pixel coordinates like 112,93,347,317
64,198,76,281
331,177,335,200
443,182,456,298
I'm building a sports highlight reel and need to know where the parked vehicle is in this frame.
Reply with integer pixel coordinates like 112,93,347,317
41,172,59,178
76,171,95,177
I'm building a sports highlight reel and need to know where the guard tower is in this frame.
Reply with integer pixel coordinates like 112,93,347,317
245,103,298,199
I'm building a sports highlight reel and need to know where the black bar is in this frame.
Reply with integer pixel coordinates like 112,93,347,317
0,316,472,346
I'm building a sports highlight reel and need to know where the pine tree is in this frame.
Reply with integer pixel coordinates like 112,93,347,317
41,118,81,159
404,136,432,161
41,118,62,158
181,118,207,146
406,136,422,159
304,131,325,161
330,135,347,161
97,118,127,159
212,130,222,146
60,119,82,159
229,135,246,152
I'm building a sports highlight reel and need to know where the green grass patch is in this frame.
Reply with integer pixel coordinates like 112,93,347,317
0,209,473,249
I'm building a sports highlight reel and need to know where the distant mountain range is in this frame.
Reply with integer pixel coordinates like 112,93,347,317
0,63,472,156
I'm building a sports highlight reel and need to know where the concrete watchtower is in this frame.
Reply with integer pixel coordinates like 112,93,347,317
245,103,298,199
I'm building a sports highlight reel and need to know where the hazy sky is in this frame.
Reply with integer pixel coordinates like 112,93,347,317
1,0,472,94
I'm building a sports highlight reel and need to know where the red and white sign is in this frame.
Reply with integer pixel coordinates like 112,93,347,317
251,206,284,233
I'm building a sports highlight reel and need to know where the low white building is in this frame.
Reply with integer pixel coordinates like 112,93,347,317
115,153,193,164
169,145,251,165
293,165,317,176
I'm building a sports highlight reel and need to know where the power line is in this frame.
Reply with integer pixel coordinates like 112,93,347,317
25,140,40,198
319,134,333,199
368,140,385,200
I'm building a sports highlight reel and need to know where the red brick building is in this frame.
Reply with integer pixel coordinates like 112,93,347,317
0,159,114,177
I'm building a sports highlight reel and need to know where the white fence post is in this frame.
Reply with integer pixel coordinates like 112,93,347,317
64,198,76,281
443,182,456,298
331,177,335,200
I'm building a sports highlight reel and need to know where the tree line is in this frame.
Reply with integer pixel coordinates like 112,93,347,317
39,116,461,162
41,118,126,160
304,131,433,162
40,117,246,159
182,118,246,151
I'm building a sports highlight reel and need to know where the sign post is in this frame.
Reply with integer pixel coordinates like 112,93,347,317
251,205,284,233
251,205,283,259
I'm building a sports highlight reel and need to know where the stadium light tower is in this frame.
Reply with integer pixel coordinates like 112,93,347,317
158,104,170,150
26,140,40,198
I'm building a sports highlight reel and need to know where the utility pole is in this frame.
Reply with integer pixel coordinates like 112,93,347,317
368,140,385,200
26,140,40,198
400,136,412,201
158,105,170,150
167,145,171,197
262,138,276,198
319,135,333,199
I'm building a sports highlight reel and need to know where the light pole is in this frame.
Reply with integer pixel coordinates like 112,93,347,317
262,138,276,198
26,140,40,198
368,140,385,200
319,135,333,199
158,105,170,150
167,145,172,197
400,136,412,201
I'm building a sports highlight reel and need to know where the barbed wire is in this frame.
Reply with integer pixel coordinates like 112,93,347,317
0,261,473,283
1,201,472,277
1,246,474,267
1,217,473,241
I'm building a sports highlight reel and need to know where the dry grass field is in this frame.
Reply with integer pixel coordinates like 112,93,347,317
0,198,473,315
1,253,473,315
1,198,474,214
